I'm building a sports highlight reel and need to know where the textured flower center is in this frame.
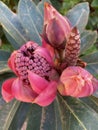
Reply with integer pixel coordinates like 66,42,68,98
15,42,52,84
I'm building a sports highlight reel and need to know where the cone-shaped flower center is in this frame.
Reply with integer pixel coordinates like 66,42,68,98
15,42,52,84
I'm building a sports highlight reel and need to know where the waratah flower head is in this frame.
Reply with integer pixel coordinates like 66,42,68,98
2,41,58,106
13,41,54,82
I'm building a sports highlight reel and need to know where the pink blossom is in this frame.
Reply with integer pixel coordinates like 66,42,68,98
58,66,98,97
2,41,57,106
42,2,72,49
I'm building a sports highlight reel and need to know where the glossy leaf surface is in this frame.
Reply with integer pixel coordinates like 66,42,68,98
1,101,20,130
80,30,97,54
66,2,89,33
18,0,43,45
0,61,11,74
81,52,98,75
9,103,32,130
25,95,98,130
0,50,10,61
0,1,29,48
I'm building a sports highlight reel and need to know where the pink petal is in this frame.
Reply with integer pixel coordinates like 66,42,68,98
74,81,93,97
63,78,79,95
12,78,37,103
33,81,57,106
34,46,53,66
28,71,49,94
44,2,54,25
46,18,65,46
42,38,55,58
1,78,16,102
58,78,80,96
8,51,19,76
44,2,71,37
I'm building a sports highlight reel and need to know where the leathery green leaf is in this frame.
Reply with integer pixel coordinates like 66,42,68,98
80,30,97,54
26,104,42,130
18,0,42,45
26,102,61,130
0,61,11,74
66,2,89,33
0,100,20,130
0,50,10,61
85,63,98,75
0,1,29,48
9,103,32,130
81,96,98,112
81,52,98,75
57,95,98,130
25,95,98,130
81,52,98,65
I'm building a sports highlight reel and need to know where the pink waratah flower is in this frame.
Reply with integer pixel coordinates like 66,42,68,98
2,41,58,106
42,2,72,49
58,66,98,97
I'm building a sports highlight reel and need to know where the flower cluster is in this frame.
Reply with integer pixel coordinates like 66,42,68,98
2,2,98,106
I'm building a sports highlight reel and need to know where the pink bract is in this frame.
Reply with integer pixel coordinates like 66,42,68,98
58,66,98,97
43,2,72,49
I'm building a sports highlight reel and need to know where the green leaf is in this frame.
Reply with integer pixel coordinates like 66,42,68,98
81,96,98,112
18,0,43,45
9,103,32,130
50,0,62,11
0,95,98,130
3,29,20,49
57,95,98,130
66,2,89,33
0,100,20,130
25,95,98,130
81,52,98,75
26,104,42,130
85,63,98,76
80,30,97,54
26,102,61,130
81,52,98,65
0,1,29,48
37,104,56,130
0,61,11,74
33,0,41,5
0,50,10,61
91,0,98,8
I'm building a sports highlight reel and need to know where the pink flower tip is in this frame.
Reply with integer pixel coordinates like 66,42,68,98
43,2,71,49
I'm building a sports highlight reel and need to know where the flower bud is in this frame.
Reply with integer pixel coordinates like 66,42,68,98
43,2,71,49
58,66,98,97
64,27,80,66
